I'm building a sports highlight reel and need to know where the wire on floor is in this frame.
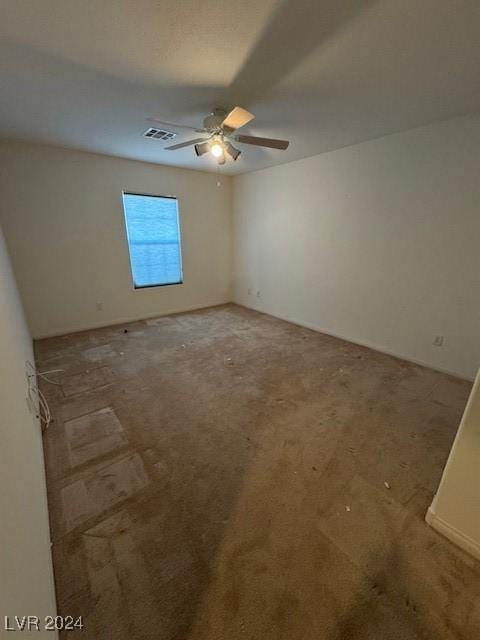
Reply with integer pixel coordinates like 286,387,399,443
26,360,64,430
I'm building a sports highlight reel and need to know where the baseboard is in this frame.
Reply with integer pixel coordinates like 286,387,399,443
36,299,473,382
234,301,472,382
33,301,231,339
426,507,480,561
425,506,436,526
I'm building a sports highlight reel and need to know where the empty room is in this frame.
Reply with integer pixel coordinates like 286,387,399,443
1,1,480,638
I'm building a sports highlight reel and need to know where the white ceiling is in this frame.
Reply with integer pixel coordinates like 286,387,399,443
0,0,479,175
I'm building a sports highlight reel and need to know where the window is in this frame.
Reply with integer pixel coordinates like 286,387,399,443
122,192,183,288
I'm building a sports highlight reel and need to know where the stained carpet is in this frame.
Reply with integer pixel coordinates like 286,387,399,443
36,304,479,639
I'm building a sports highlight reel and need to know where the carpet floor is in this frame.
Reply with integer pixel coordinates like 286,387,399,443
36,304,479,639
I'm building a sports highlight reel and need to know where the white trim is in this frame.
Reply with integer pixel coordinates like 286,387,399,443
425,506,436,526
234,302,473,382
33,301,230,339
425,507,480,561
428,371,480,515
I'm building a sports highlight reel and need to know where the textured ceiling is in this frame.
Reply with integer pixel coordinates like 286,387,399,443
0,0,479,174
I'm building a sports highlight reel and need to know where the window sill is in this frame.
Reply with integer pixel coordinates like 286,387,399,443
134,281,183,290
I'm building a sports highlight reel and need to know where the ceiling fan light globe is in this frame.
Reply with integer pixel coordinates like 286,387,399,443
194,142,210,156
210,143,223,158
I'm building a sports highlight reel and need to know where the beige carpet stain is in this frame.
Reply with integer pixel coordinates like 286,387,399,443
64,406,126,467
36,304,480,639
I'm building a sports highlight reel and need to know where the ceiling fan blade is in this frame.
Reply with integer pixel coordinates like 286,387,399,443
147,117,206,133
224,140,241,161
222,106,255,131
194,141,211,157
165,138,209,151
234,134,289,150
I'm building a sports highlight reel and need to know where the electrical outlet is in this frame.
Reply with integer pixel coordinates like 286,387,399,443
433,335,444,347
247,288,252,296
96,302,104,311
256,291,261,298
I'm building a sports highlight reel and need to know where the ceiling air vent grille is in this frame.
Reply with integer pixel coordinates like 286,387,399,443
143,128,177,141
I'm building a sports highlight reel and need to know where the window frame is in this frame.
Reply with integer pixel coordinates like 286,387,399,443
122,191,184,290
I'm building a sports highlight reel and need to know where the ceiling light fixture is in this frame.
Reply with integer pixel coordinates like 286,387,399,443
224,140,241,161
194,141,210,157
149,105,289,164
210,141,224,158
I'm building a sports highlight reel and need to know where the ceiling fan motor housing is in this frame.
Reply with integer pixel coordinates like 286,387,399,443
203,108,227,131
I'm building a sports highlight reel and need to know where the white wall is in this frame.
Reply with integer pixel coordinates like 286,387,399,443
0,223,57,635
233,113,480,380
427,368,480,560
0,140,232,338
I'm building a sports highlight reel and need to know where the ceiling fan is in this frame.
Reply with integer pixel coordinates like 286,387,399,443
147,107,289,164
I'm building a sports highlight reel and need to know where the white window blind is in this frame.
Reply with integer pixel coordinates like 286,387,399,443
122,192,183,288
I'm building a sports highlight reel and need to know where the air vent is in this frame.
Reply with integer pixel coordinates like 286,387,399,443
143,128,177,141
